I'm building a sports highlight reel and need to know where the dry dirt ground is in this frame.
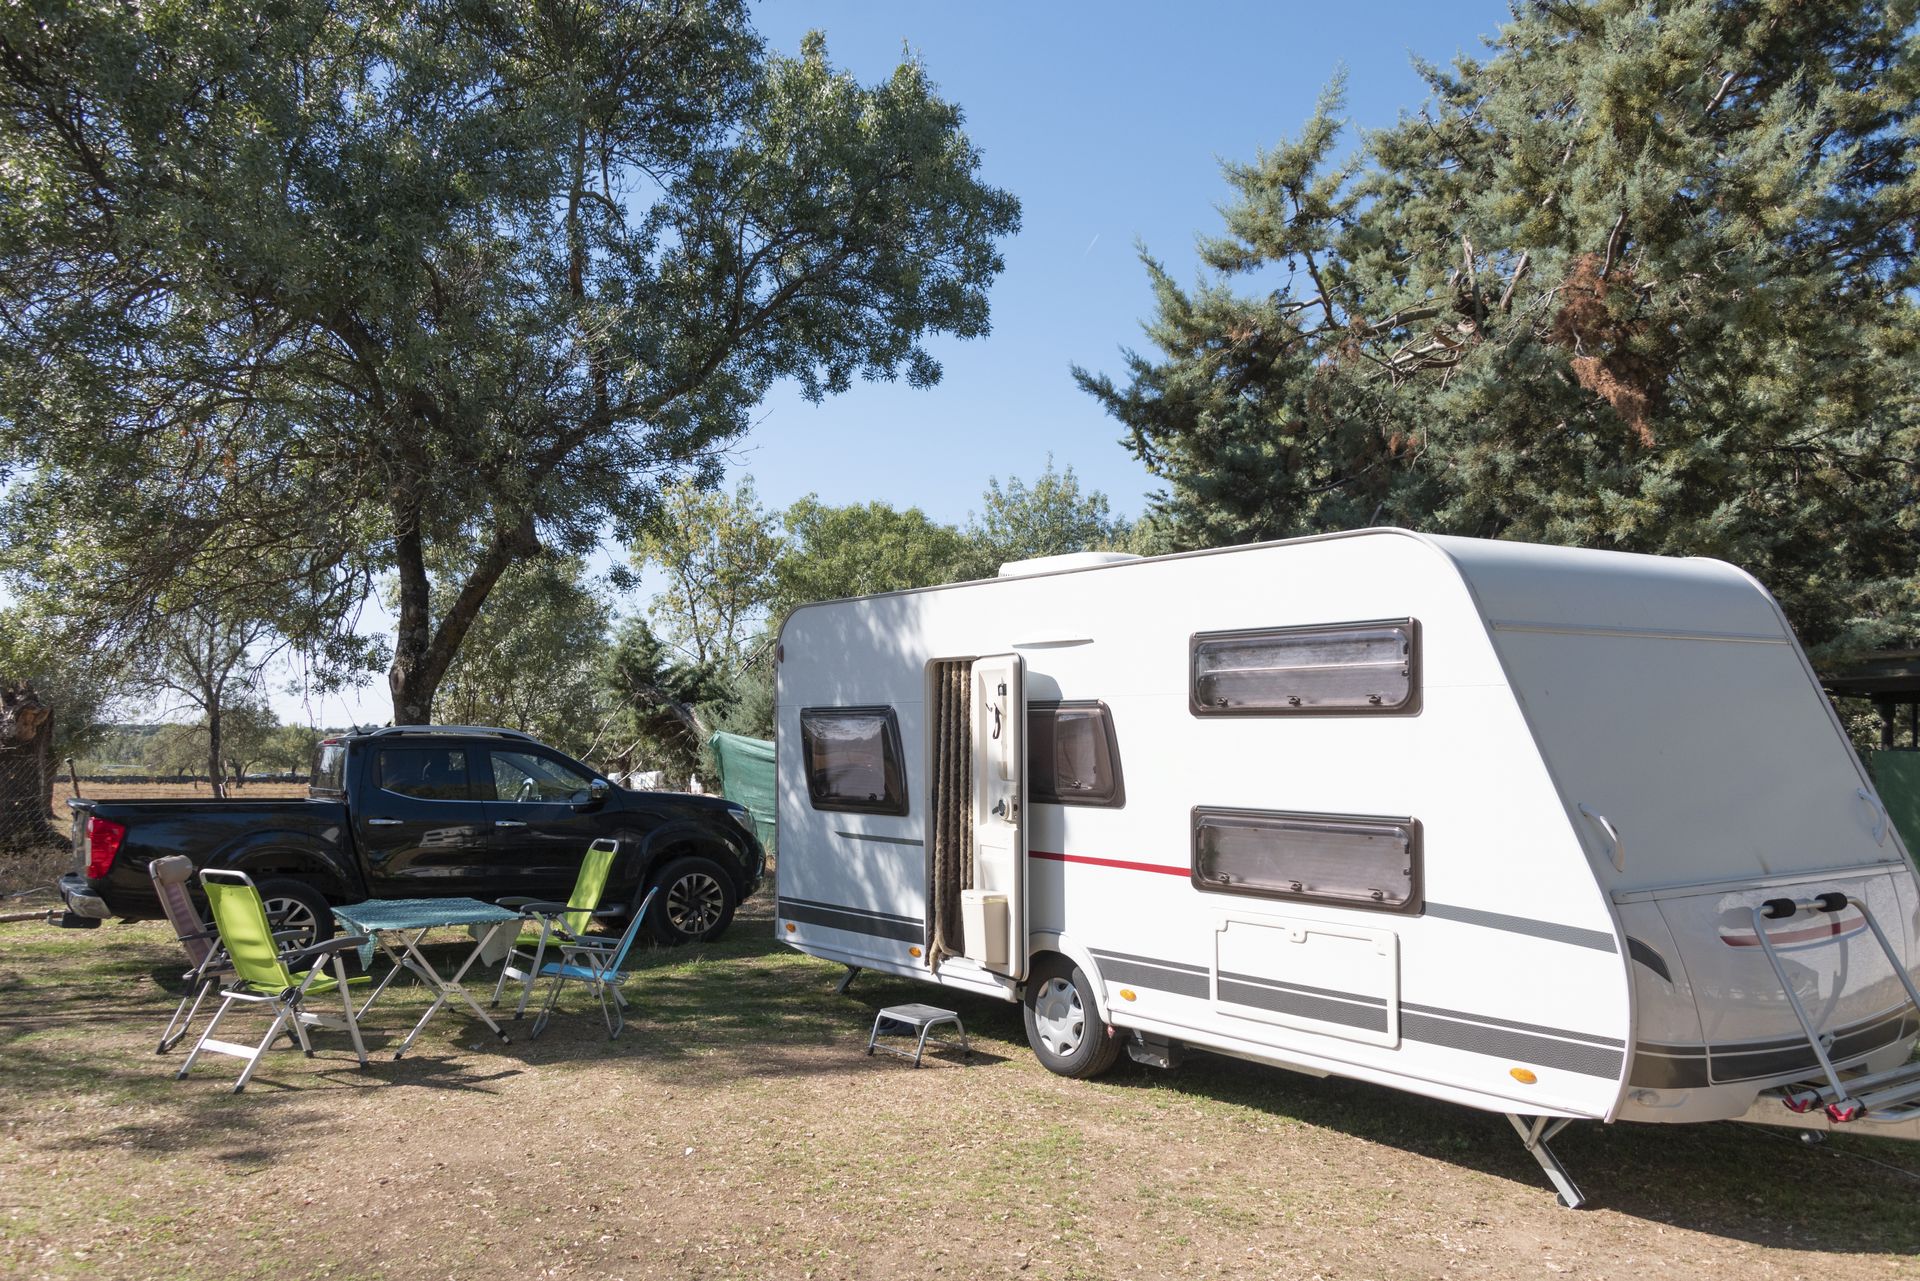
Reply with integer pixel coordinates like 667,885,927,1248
4,791,1919,1279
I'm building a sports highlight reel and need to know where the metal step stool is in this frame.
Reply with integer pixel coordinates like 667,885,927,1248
866,1003,970,1068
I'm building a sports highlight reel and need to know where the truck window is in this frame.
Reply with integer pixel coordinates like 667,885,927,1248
311,739,348,796
489,751,592,803
1028,701,1124,808
799,707,907,815
1191,619,1418,715
374,747,474,801
1191,807,1421,914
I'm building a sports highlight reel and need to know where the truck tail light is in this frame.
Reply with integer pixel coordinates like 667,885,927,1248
85,817,126,878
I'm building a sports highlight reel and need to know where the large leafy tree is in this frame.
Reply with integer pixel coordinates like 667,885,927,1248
771,496,977,615
1077,0,1920,654
431,553,612,757
0,0,1020,721
631,477,783,669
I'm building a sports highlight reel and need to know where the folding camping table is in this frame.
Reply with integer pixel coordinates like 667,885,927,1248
332,898,524,1058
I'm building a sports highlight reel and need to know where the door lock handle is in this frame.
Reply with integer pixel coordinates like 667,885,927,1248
366,818,402,827
990,797,1018,822
495,820,528,829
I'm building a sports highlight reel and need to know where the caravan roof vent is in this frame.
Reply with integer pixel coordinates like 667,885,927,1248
997,551,1143,579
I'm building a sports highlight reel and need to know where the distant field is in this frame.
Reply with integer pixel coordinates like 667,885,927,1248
49,779,310,814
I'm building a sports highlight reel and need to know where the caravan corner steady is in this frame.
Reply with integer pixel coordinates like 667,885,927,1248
771,529,1920,1207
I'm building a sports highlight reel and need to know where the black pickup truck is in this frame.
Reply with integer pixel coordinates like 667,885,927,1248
59,725,765,946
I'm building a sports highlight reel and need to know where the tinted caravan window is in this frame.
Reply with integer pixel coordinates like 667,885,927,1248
1192,807,1420,913
1029,701,1124,808
1192,620,1418,715
800,707,908,815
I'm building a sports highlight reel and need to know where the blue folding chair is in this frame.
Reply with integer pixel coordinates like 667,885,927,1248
531,887,660,1040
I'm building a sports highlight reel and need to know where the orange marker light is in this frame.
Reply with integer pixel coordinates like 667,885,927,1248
1119,988,1138,1002
784,922,796,932
909,946,923,957
1510,1068,1538,1084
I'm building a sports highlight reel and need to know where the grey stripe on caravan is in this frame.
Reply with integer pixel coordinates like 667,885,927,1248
1400,1001,1624,1049
834,830,925,848
1089,947,1209,976
1219,969,1388,1009
1218,976,1390,1034
1403,1012,1624,1078
1489,619,1788,645
777,896,924,943
1092,950,1210,1000
1423,902,1618,953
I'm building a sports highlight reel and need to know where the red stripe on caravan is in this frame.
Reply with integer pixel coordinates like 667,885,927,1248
1029,849,1188,877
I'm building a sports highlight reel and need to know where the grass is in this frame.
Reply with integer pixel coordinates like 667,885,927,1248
2,894,1919,1279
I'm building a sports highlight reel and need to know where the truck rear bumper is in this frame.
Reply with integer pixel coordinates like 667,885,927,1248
56,873,113,920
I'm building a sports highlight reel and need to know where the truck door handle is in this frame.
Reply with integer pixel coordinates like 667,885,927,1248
366,818,402,827
494,820,528,829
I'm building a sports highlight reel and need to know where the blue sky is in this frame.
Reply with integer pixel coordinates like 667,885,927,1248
279,0,1516,727
735,1,1515,525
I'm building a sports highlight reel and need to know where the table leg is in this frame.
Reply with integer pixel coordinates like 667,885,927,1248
391,925,512,1058
355,929,430,1021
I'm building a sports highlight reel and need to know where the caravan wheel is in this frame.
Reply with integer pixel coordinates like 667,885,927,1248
1023,957,1120,1079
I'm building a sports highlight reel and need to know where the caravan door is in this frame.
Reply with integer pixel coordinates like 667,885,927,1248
968,654,1028,980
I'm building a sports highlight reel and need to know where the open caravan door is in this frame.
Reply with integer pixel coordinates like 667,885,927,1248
965,655,1027,979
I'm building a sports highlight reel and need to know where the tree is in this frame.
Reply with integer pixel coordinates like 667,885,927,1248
771,496,977,615
601,617,728,785
632,479,784,669
1076,1,1920,656
0,2,1021,723
431,553,612,758
131,608,276,797
964,456,1127,573
0,680,59,849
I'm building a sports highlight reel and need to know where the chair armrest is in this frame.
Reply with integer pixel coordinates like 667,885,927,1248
509,900,573,916
281,935,372,969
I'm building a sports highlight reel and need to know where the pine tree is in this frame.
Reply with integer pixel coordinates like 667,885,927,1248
1076,0,1920,653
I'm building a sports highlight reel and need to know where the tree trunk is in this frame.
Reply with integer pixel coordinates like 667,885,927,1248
387,510,542,725
206,700,226,799
0,681,60,851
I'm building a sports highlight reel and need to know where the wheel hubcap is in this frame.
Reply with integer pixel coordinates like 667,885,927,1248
665,872,725,935
1033,976,1085,1057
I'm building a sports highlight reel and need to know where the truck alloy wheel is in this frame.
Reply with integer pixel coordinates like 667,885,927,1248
649,856,737,945
254,878,334,947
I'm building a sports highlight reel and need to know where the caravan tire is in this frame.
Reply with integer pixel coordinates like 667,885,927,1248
1023,957,1121,1079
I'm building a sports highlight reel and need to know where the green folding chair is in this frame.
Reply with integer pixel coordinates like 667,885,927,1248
176,869,371,1092
491,837,624,1019
531,886,660,1040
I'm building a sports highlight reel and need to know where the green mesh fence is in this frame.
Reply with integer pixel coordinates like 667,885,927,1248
710,731,776,854
1866,751,1920,868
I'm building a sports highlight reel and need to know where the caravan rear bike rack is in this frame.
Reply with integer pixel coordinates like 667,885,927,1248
1751,892,1920,1124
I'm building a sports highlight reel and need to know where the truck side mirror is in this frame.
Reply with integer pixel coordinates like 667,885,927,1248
584,778,610,807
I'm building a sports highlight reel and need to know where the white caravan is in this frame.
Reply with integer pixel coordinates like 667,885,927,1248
772,529,1920,1205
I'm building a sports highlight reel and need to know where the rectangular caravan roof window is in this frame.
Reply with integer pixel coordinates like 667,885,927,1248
1192,619,1418,715
1029,701,1124,808
800,707,908,815
1192,807,1421,913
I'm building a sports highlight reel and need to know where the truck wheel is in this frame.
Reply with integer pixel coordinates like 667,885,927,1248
647,856,737,946
1023,956,1121,1079
256,879,333,948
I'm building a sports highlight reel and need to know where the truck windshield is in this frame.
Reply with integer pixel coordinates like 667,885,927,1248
311,740,348,796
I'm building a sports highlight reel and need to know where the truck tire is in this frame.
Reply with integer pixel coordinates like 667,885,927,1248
647,855,737,946
1023,955,1121,1079
255,879,334,949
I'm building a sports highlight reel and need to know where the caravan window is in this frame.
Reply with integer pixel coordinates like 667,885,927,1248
1191,619,1418,715
1029,701,1124,808
1191,807,1421,913
800,707,908,815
